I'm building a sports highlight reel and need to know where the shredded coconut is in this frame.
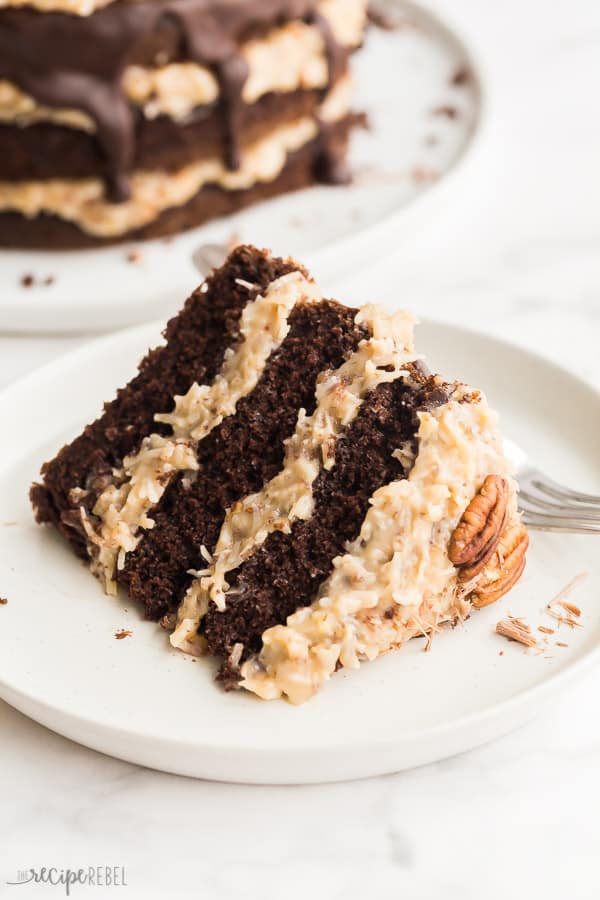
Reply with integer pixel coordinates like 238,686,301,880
239,393,517,703
0,117,319,237
155,271,321,442
0,0,364,123
82,435,198,594
83,271,320,591
170,306,417,652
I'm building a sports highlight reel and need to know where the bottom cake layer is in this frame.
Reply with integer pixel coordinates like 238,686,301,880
0,115,361,249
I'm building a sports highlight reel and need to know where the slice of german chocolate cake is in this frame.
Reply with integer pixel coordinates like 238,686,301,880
31,245,529,703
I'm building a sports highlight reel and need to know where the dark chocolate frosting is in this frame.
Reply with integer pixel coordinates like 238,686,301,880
0,0,348,199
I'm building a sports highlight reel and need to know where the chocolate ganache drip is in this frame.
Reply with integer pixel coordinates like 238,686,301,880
0,0,349,200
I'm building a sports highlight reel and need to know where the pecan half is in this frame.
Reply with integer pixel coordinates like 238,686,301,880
449,475,509,579
471,523,529,608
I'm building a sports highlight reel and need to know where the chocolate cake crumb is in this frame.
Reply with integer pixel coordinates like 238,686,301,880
0,597,7,605
451,65,471,86
114,629,132,640
126,249,142,264
432,105,459,120
20,273,55,287
411,166,438,184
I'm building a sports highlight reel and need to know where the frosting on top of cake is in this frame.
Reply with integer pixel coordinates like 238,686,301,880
0,7,363,130
0,0,365,199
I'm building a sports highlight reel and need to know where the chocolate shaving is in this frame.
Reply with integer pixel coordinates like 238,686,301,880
546,608,582,629
495,616,538,648
549,573,588,609
559,600,581,618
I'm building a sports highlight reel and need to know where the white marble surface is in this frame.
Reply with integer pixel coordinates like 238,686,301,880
1,0,600,896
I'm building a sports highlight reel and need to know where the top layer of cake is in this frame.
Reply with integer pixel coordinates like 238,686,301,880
30,245,528,704
0,0,365,192
1,0,343,18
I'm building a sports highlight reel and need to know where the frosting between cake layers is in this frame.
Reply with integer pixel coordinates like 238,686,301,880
0,116,319,237
154,273,322,443
80,270,321,592
0,3,364,130
81,436,199,594
239,391,518,704
170,306,418,654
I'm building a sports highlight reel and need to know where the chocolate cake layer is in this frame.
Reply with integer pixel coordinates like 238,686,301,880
119,298,366,621
0,0,350,196
0,84,341,182
1,116,358,248
30,245,300,552
202,375,449,674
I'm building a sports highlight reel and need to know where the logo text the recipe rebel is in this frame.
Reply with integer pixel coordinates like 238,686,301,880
6,866,128,895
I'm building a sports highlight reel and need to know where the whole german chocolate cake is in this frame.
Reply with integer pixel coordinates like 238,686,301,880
0,0,367,247
30,245,529,703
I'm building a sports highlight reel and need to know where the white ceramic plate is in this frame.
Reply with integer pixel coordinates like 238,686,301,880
0,0,484,333
0,320,598,783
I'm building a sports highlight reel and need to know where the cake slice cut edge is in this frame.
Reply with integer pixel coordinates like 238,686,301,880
30,244,529,704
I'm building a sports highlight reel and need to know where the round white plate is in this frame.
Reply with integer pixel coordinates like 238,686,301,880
0,320,598,783
0,0,484,333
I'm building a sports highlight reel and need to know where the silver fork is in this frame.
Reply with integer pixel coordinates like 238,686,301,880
504,438,600,535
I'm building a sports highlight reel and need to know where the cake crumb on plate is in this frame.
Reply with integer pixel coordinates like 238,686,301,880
114,629,132,640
